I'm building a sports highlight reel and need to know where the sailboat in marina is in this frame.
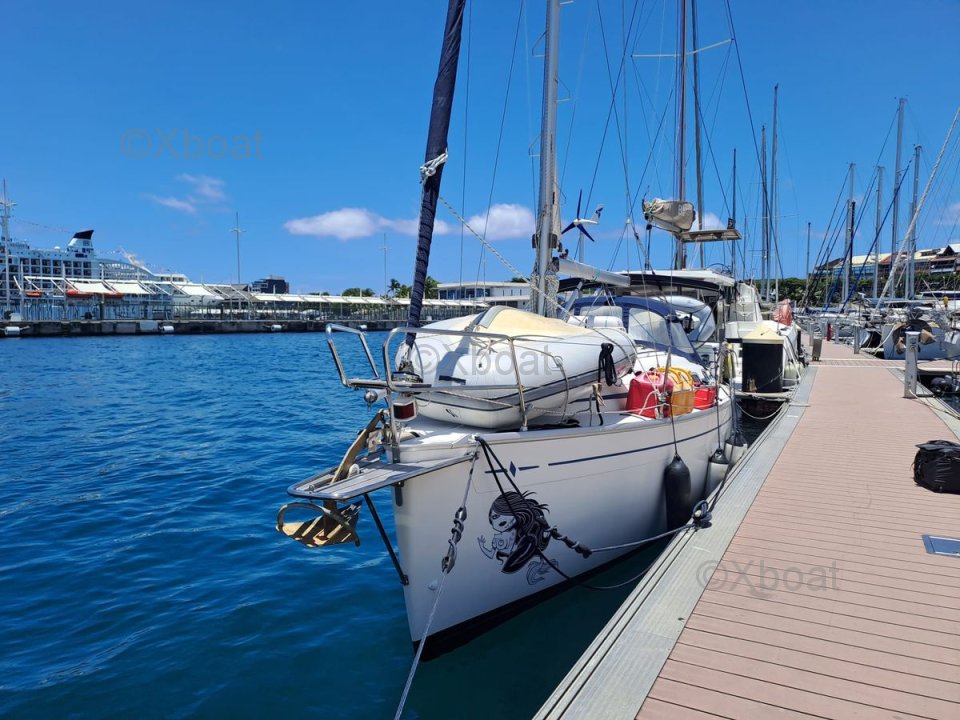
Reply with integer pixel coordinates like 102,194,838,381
276,0,734,656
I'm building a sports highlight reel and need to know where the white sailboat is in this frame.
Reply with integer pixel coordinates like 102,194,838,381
276,0,734,657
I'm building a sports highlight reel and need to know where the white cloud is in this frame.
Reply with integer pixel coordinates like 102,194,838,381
283,207,453,240
465,203,535,240
146,174,227,215
178,174,227,203
285,208,381,239
381,217,453,236
700,211,727,230
145,194,197,215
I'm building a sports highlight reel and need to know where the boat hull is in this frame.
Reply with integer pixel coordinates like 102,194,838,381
393,402,731,647
881,322,953,360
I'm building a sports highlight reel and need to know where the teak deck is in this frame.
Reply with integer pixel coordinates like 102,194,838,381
540,338,960,719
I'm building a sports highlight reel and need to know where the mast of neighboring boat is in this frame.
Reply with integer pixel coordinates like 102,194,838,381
674,0,688,270
891,97,905,296
231,211,244,284
906,144,921,299
760,125,768,298
1,179,12,315
772,84,779,301
805,221,811,299
691,0,705,268
843,162,854,305
873,166,883,298
405,0,466,342
731,148,737,278
877,105,960,307
532,0,561,316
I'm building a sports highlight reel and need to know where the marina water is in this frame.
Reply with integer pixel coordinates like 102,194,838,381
0,333,671,719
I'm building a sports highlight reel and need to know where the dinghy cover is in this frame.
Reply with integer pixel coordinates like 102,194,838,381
401,307,636,428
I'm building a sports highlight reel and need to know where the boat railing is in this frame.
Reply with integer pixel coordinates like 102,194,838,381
325,323,532,430
384,326,530,429
326,323,382,388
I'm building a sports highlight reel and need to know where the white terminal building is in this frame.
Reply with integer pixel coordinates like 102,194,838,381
436,281,529,308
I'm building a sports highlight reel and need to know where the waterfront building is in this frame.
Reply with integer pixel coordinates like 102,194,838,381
436,280,529,308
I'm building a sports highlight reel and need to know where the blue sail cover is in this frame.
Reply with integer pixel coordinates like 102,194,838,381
406,0,466,345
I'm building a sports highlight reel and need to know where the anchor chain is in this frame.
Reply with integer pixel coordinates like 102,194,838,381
441,507,467,573
440,449,478,573
548,527,593,558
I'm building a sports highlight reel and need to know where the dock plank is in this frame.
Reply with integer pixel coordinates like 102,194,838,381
657,660,930,720
676,627,960,703
684,614,960,683
645,677,819,719
691,599,960,667
703,562,960,623
669,644,960,719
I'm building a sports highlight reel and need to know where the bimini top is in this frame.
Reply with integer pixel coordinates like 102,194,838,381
558,269,735,296
571,295,701,364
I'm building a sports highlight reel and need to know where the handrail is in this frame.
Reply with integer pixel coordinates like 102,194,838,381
384,325,530,430
326,323,380,387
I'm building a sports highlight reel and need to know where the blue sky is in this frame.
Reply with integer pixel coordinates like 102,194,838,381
3,0,959,293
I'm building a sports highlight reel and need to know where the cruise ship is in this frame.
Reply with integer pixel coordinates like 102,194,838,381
0,228,487,325
0,228,241,323
0,229,187,299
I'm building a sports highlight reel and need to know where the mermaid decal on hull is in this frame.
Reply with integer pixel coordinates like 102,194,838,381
478,491,555,584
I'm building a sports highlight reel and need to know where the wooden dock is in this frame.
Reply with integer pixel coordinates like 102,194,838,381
538,338,960,719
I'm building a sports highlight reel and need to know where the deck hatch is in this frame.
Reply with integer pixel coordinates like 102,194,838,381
922,535,960,557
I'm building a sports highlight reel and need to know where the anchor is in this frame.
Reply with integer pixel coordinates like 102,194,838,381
276,500,361,547
275,410,387,548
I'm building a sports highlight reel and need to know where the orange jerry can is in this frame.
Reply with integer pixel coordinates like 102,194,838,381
657,367,696,416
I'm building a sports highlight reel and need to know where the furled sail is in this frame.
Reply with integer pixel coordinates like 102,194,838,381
406,0,467,346
642,198,696,234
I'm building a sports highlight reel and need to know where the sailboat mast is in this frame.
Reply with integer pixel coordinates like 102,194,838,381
873,166,883,298
674,0,688,270
843,163,854,305
232,211,244,284
406,0,466,342
532,0,561,316
691,0,705,268
760,125,768,298
907,144,921,299
1,180,11,315
805,221,811,298
891,98,905,270
771,85,779,301
731,147,737,278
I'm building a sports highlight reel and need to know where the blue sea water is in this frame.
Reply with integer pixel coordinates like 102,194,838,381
0,333,662,720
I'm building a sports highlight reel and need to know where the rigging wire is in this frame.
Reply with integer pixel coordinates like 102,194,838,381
472,0,526,286
558,0,595,193
393,450,479,720
440,193,571,318
839,166,911,310
586,0,645,221
802,169,855,307
879,105,960,302
457,0,472,289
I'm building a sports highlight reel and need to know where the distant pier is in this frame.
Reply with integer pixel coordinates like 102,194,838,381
0,318,406,338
